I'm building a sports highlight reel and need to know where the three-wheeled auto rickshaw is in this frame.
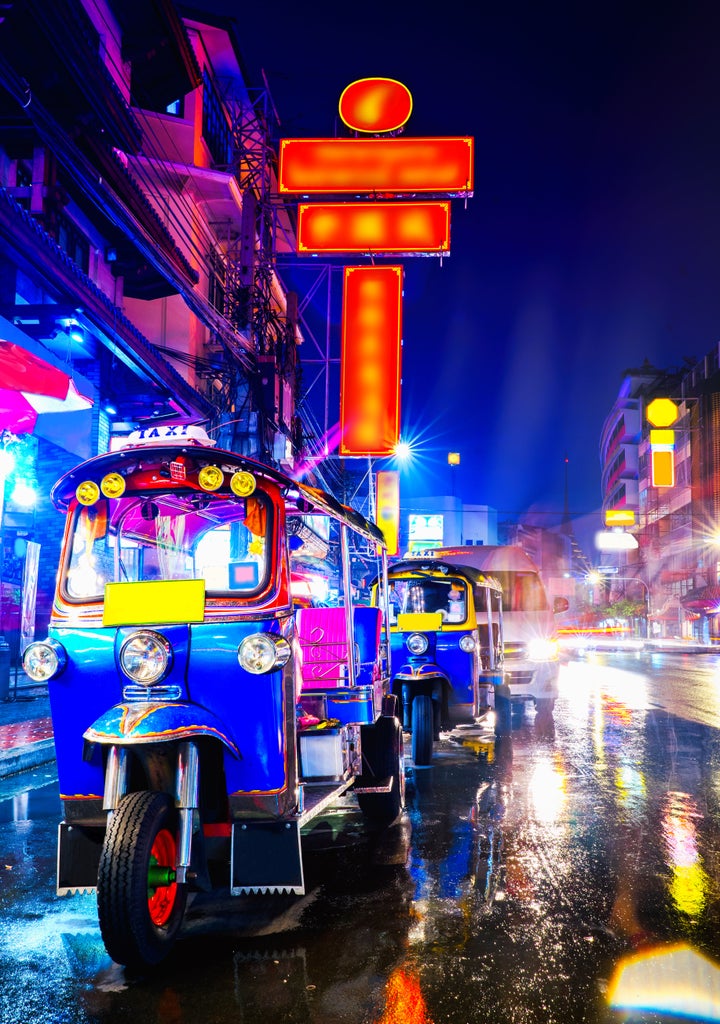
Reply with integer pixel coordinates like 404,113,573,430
377,558,504,765
23,424,404,968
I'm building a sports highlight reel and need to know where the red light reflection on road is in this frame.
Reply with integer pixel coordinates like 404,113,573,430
376,966,433,1024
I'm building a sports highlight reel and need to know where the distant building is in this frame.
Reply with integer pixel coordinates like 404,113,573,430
599,350,720,641
399,496,498,554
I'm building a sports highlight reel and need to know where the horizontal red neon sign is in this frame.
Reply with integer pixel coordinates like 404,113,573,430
297,201,450,254
279,137,474,196
340,266,402,457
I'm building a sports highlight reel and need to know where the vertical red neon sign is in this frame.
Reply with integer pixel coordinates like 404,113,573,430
339,266,402,457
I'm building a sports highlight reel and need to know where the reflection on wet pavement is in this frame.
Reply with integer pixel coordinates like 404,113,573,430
2,660,720,1022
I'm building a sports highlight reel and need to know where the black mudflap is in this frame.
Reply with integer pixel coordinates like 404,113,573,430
231,820,304,895
57,821,105,894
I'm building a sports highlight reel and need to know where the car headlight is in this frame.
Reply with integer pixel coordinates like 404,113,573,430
23,639,67,682
526,637,559,662
120,630,172,685
406,632,429,655
238,633,291,674
459,634,477,653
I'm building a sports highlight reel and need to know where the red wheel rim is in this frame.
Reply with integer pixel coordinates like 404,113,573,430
148,828,177,926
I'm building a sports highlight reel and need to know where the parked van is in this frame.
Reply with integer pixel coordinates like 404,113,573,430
426,546,567,711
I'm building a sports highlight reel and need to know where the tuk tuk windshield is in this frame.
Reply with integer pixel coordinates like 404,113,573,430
389,575,468,623
63,490,271,601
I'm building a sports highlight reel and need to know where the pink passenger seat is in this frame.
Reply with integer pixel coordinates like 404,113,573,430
296,606,382,690
296,607,351,688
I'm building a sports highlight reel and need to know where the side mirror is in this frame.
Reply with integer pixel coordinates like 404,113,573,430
553,596,569,614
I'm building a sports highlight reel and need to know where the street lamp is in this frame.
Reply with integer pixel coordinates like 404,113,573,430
448,451,460,497
393,439,412,463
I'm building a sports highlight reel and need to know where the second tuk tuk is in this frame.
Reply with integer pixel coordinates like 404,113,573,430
377,559,504,765
22,424,405,969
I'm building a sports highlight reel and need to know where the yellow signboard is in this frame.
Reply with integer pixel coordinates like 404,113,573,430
103,579,206,627
651,449,675,488
397,611,443,632
646,398,679,427
605,509,636,527
375,469,400,555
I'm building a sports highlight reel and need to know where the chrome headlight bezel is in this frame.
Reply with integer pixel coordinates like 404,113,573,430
406,632,429,655
119,630,172,685
459,633,477,653
238,633,292,674
22,639,67,682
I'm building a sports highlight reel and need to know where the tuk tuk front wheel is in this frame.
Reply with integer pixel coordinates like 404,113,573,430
411,695,434,766
97,790,187,968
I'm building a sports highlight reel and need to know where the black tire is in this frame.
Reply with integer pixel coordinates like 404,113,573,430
411,695,434,766
97,791,187,968
357,717,405,825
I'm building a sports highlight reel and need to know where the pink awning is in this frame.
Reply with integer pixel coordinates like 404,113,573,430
0,324,95,457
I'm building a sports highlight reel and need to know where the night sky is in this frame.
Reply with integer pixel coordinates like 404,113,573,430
191,2,720,534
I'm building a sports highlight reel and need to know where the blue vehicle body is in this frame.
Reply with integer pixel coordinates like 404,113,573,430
25,425,404,968
378,559,504,766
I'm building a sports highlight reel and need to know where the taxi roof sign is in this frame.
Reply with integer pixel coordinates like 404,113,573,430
646,398,679,427
120,424,216,448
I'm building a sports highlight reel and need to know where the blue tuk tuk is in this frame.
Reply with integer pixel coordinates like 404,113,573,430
22,424,404,968
378,558,504,765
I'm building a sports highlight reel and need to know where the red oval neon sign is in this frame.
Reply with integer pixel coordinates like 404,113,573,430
338,78,413,134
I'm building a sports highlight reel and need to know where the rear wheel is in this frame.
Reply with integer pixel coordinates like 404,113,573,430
97,791,187,968
357,717,405,825
411,695,434,766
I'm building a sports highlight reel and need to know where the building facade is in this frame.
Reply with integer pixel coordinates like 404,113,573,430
0,2,302,651
600,349,720,640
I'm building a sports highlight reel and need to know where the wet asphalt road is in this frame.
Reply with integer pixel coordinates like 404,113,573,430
2,651,720,1023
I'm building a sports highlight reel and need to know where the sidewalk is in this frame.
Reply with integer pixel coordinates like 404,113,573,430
0,675,55,780
643,638,720,654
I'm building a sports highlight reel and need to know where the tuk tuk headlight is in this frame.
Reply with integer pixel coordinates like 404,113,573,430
238,633,291,674
406,632,429,655
120,630,172,685
23,639,67,681
459,634,477,653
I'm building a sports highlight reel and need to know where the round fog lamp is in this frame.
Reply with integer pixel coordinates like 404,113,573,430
230,470,256,496
23,640,67,682
406,632,429,655
120,630,172,684
198,465,224,491
76,480,100,505
238,633,291,674
101,472,126,498
459,634,477,653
